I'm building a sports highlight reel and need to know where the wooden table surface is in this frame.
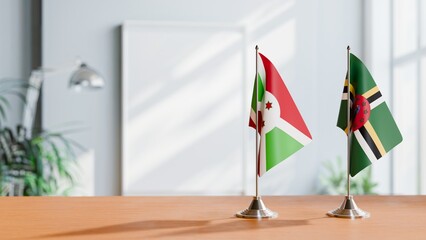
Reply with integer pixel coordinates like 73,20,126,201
0,196,425,240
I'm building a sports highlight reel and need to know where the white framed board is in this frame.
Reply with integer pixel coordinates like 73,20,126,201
121,21,248,195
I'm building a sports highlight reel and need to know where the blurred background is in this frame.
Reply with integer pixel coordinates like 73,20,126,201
0,0,423,196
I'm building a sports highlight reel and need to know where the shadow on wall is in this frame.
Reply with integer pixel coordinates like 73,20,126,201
122,0,314,196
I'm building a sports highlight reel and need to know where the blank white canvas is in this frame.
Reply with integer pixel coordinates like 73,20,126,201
122,21,247,195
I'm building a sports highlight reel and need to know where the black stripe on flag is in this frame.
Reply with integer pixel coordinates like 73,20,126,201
358,126,382,159
367,91,382,104
343,86,355,102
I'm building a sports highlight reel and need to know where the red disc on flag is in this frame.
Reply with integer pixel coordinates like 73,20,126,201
352,95,370,131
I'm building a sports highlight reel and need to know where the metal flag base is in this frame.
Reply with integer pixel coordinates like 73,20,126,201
236,196,278,219
327,195,370,219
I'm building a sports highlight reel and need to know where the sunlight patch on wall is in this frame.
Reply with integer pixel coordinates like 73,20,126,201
172,31,243,79
393,62,419,194
241,0,294,31
256,19,295,70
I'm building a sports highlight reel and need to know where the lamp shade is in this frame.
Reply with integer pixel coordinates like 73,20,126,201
69,63,104,90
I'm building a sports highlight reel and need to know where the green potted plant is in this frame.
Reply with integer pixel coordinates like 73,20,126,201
319,156,378,195
0,79,81,196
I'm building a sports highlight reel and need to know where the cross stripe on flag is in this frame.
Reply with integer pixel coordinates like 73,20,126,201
249,52,312,176
337,53,402,176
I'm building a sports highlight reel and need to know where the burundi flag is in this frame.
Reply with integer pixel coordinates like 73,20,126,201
249,53,312,176
337,53,403,177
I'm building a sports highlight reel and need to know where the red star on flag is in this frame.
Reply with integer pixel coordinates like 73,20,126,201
266,101,272,110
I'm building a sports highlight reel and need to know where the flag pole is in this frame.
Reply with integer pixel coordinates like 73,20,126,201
326,46,369,219
236,45,277,219
255,45,259,198
346,45,351,198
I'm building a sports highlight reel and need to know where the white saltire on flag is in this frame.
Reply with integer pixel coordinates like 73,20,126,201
249,52,312,176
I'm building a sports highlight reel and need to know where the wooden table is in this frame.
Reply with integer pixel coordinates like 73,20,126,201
0,196,425,239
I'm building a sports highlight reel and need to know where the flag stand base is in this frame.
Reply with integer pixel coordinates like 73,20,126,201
236,196,278,219
327,195,370,219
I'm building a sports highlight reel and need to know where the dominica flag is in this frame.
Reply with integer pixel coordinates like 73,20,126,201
337,53,403,177
249,53,312,176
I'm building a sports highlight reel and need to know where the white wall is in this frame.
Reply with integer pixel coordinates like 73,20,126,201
364,0,393,194
42,0,363,195
365,0,426,195
0,0,31,127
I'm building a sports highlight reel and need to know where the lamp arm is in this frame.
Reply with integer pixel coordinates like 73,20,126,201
22,60,81,136
21,59,103,136
34,59,81,77
22,72,43,137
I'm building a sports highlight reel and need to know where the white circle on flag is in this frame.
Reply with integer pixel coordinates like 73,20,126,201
261,91,281,135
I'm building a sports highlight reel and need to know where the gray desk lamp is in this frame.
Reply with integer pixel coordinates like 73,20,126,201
68,63,104,90
22,60,104,136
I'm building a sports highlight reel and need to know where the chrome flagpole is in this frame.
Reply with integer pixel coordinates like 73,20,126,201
255,44,259,199
236,45,277,219
327,46,369,219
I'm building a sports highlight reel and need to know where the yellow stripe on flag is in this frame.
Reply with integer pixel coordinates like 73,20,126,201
344,79,355,97
344,122,352,135
349,84,355,98
363,86,379,99
363,121,386,156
